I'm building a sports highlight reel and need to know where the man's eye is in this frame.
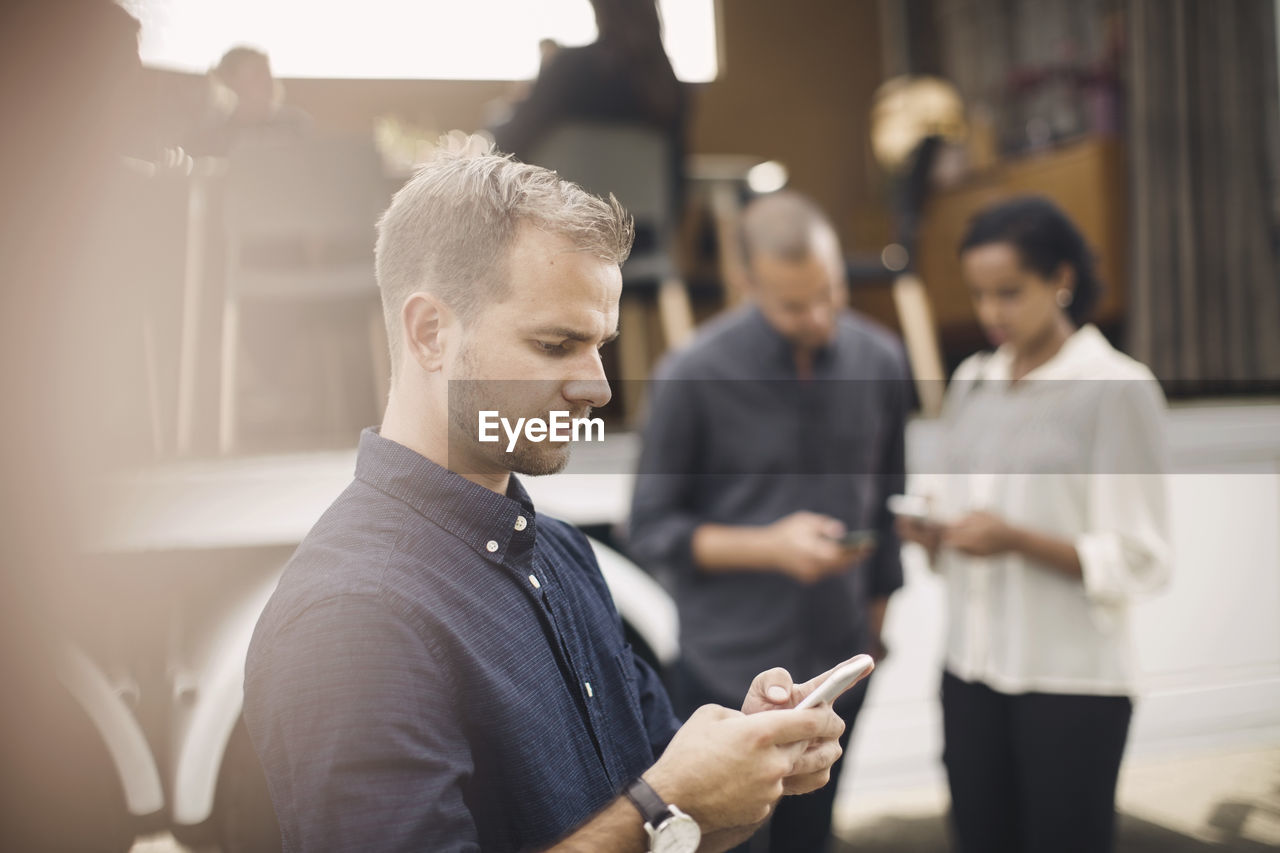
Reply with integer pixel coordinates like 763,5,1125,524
535,341,570,356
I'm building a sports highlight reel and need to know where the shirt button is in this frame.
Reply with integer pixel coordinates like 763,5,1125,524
485,540,499,553
584,681,593,698
528,574,541,589
514,515,528,532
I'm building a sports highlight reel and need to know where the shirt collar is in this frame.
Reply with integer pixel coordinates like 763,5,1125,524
354,427,537,565
982,324,1112,383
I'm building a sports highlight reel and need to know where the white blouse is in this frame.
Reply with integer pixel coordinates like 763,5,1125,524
914,325,1171,696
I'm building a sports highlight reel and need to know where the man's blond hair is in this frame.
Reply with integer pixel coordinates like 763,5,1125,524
375,132,634,374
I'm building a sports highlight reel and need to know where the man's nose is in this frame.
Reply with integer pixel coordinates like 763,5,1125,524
561,353,612,410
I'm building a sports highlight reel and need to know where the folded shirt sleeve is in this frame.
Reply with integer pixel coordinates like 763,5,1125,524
1075,378,1173,605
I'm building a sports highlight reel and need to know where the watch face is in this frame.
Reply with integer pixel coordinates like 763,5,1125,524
652,812,701,853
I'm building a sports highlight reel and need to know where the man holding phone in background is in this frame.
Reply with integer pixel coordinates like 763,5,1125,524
629,192,911,852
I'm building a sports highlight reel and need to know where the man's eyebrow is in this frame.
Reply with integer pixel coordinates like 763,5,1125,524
531,326,621,344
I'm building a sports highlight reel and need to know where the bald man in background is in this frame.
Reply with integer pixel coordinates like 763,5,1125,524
629,192,912,853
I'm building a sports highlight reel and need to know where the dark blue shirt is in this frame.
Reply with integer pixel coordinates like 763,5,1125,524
628,306,909,701
244,429,681,852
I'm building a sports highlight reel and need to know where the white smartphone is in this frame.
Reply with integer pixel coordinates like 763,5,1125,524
887,494,934,525
794,655,875,710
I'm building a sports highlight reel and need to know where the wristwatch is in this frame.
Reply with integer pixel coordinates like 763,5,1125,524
623,777,701,853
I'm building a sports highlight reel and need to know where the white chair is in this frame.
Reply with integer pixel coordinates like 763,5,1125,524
217,138,390,453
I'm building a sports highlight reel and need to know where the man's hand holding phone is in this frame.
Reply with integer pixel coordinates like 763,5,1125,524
739,655,875,794
743,655,876,713
766,512,875,584
646,702,847,833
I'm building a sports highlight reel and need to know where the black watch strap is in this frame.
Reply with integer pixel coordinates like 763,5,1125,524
624,777,673,827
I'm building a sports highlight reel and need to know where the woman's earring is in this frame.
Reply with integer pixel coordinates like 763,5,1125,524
1056,289,1074,308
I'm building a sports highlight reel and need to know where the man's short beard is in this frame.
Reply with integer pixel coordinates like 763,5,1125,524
507,441,574,477
447,343,582,477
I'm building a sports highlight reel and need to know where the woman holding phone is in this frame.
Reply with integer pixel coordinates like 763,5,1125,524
897,197,1170,853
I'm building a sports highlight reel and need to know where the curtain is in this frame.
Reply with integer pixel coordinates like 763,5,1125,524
1125,0,1280,383
933,0,1123,149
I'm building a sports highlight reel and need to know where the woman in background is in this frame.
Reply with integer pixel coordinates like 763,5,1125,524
898,196,1171,853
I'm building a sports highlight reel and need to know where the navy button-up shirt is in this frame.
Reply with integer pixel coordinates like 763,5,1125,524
244,429,681,852
629,306,909,701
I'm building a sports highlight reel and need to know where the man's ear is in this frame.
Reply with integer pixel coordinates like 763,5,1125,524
401,292,456,373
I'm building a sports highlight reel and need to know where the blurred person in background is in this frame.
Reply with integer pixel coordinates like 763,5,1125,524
185,45,312,156
628,191,911,853
187,45,335,448
490,0,687,207
244,137,856,853
897,196,1171,853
